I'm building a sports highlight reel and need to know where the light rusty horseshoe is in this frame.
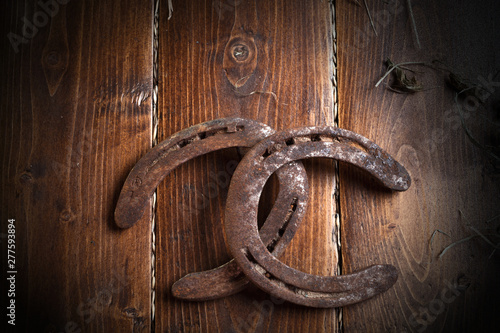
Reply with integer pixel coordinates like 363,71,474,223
224,126,411,308
114,118,309,300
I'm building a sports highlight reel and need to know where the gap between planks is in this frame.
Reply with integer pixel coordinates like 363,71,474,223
329,1,343,331
151,0,160,330
150,1,340,331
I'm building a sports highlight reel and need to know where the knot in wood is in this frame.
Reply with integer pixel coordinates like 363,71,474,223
59,209,74,223
223,37,257,87
232,44,250,61
44,51,61,67
19,172,33,185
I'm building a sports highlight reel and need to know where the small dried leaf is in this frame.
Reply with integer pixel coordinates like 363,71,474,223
386,58,424,93
448,72,471,93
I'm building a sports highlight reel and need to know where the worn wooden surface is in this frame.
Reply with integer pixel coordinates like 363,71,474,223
156,0,338,331
1,1,153,332
338,0,500,332
4,0,499,332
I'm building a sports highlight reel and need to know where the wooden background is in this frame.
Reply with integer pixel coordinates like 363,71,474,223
1,0,499,332
338,0,500,332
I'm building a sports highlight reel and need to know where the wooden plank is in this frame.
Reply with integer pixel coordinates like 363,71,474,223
338,0,500,331
156,0,339,331
1,1,153,331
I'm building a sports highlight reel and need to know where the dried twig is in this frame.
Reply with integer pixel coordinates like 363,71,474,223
387,59,424,93
232,74,278,102
363,0,378,36
438,211,500,259
234,89,278,102
448,73,472,94
444,68,500,165
454,90,500,162
375,59,426,88
167,0,173,20
468,225,500,249
429,229,451,261
438,235,478,259
406,0,421,48
485,213,500,225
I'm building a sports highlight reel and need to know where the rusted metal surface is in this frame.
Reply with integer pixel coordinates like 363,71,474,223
172,161,308,300
116,117,272,229
115,117,309,300
224,126,410,308
116,118,411,307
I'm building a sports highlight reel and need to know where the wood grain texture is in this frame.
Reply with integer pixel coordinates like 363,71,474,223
156,0,338,331
1,1,153,331
337,0,500,332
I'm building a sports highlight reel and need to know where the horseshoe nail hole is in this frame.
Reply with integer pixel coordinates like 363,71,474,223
261,141,288,159
279,197,298,237
267,197,298,253
310,135,322,142
243,249,267,275
177,135,203,149
285,138,295,146
226,124,245,133
232,44,249,61
337,137,370,154
168,126,246,154
177,139,190,148
204,125,245,138
261,143,281,159
293,136,311,144
319,135,334,142
266,240,277,252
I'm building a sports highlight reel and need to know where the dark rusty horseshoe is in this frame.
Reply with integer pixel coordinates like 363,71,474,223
172,161,307,300
224,126,411,308
116,118,272,229
114,117,308,300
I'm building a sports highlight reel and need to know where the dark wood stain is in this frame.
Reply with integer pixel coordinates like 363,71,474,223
2,0,499,332
338,0,500,331
1,1,153,332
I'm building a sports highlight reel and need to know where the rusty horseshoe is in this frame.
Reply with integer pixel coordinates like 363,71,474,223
223,126,411,308
115,118,309,300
